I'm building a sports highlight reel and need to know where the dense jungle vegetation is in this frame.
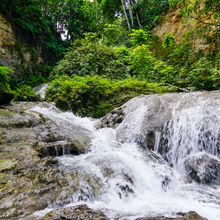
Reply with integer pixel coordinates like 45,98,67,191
0,0,219,117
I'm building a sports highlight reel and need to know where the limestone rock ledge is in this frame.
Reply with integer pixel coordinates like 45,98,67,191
0,102,92,219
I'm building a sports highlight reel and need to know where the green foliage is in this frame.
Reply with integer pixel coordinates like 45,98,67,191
114,45,131,63
0,66,13,93
0,0,218,113
130,45,154,79
46,75,173,117
130,44,178,83
52,38,130,79
103,21,129,45
12,86,40,101
131,0,169,29
129,29,151,46
162,33,176,48
168,0,181,8
188,57,220,90
100,0,122,22
10,63,52,90
0,0,67,61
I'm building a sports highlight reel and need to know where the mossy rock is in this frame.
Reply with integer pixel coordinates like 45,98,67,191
0,159,16,171
40,204,108,220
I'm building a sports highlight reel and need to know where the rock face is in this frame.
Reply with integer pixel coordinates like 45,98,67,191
98,94,175,149
98,106,125,129
40,204,108,220
152,9,188,44
152,6,213,52
0,102,93,219
0,13,17,68
40,207,207,220
184,153,220,184
0,12,43,75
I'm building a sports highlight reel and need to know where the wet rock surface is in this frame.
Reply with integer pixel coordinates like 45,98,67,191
0,102,93,218
137,211,207,220
98,94,175,149
98,107,125,129
98,91,220,159
40,204,108,220
184,153,220,184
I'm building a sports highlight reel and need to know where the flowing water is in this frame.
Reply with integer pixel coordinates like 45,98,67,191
33,91,220,220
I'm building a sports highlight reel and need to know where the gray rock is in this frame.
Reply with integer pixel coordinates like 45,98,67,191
98,106,125,129
184,153,220,184
0,102,94,219
40,204,108,220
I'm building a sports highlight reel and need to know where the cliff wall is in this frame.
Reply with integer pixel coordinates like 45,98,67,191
0,12,43,72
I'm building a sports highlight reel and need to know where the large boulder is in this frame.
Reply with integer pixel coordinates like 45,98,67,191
98,94,178,149
184,152,220,184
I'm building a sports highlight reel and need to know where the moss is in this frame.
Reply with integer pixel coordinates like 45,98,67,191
0,159,16,172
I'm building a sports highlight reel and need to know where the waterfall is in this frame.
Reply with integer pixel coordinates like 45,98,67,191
156,92,220,172
33,91,220,220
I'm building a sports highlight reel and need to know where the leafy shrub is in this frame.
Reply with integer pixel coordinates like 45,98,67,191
162,33,176,49
103,22,129,45
188,57,220,90
52,38,130,80
130,45,178,83
0,66,13,93
46,75,174,118
129,29,151,46
13,86,40,101
168,0,182,8
130,45,154,79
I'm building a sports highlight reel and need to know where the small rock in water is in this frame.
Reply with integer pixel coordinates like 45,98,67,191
98,107,125,129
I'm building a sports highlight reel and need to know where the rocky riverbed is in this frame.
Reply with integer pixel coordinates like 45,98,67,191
0,91,219,219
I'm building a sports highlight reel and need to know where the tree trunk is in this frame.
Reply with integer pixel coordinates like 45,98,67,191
127,0,134,27
136,11,142,28
121,0,131,32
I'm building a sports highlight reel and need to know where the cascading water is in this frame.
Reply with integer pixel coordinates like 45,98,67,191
33,91,220,220
157,94,220,171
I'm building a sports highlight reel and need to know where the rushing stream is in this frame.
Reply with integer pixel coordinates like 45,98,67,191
33,91,220,220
